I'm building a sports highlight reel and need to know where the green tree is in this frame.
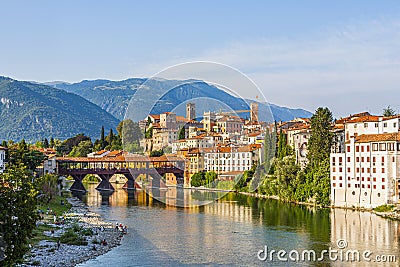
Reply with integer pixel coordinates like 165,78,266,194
190,172,205,187
36,173,59,203
306,107,334,206
0,166,39,266
145,126,153,139
100,126,106,149
8,140,47,174
149,149,164,157
307,107,334,169
117,120,143,152
205,171,217,187
49,137,55,148
43,138,49,149
383,105,396,117
178,126,185,140
69,140,93,157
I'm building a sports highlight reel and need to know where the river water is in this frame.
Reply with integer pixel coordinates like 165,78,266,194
74,183,400,266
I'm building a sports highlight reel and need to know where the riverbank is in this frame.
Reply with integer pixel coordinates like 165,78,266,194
21,197,123,267
238,191,400,222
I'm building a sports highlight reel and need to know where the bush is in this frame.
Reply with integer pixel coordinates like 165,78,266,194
373,204,394,212
81,228,94,236
60,228,87,246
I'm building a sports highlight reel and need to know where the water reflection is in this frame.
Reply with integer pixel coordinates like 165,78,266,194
331,209,400,266
73,182,400,266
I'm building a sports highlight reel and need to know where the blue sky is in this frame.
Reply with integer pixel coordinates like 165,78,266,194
1,0,400,117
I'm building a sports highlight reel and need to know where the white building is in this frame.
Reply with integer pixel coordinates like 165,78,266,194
331,133,400,208
0,146,6,173
203,144,262,174
330,113,400,208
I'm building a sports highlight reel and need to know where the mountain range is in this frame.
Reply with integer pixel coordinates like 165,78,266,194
0,77,119,142
0,76,312,142
51,78,312,122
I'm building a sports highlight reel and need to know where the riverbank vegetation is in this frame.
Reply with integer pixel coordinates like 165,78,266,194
0,139,74,266
235,107,334,207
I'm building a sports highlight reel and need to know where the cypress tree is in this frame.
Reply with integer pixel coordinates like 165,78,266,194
100,126,105,149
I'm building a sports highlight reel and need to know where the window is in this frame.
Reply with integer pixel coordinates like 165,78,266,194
384,122,387,127
382,168,385,173
373,157,376,163
347,157,350,162
382,178,385,182
364,123,368,128
373,168,376,173
372,143,378,151
367,168,370,173
362,168,364,173
348,177,351,181
339,183,343,187
367,157,370,162
361,146,364,152
362,177,364,181
347,167,351,172
339,176,342,180
362,184,365,188
354,124,357,129
367,146,370,152
356,146,359,152
361,157,364,162
356,157,359,162
373,185,376,189
347,146,350,152
373,177,376,182
382,156,385,162
333,176,336,180
388,143,395,151
380,143,387,151
367,177,370,181
333,183,336,187
339,167,342,172
357,167,360,173
348,184,351,188
368,185,371,189
382,185,385,189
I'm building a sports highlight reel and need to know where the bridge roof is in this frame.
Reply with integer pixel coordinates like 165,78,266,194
57,154,185,163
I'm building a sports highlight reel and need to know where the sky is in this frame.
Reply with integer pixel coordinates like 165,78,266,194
1,0,400,118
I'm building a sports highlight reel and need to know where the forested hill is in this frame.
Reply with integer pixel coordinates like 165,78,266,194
0,76,119,142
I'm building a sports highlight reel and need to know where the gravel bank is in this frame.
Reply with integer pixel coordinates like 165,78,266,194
22,197,124,267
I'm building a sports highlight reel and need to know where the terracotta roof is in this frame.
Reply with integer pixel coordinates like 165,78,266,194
105,150,124,157
383,115,400,121
149,114,160,120
351,133,400,143
345,115,381,123
57,153,185,163
176,116,190,122
248,132,262,137
93,150,108,155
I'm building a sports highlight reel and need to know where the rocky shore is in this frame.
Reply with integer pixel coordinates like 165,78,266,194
21,198,123,267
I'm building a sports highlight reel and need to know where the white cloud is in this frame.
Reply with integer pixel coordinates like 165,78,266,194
140,18,400,117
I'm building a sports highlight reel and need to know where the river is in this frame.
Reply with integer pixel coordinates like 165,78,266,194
73,183,400,266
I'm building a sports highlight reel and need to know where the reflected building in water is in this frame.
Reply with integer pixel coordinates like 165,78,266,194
331,208,400,264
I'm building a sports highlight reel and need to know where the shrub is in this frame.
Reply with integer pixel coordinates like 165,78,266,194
373,204,394,212
60,228,87,246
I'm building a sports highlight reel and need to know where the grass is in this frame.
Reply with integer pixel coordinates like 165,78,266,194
373,204,395,212
60,228,88,246
37,195,72,216
29,223,58,245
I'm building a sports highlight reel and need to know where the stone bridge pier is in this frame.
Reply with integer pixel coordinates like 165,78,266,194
70,174,86,192
96,174,115,191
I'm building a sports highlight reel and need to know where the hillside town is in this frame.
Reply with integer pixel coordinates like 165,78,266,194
2,105,400,210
